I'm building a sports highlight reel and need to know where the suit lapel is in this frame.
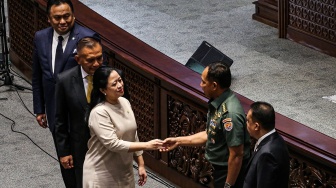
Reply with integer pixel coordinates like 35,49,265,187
245,147,259,174
245,134,274,175
64,24,78,61
72,66,88,110
59,23,79,73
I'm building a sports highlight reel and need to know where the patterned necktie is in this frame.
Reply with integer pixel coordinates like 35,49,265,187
86,75,93,103
54,36,64,74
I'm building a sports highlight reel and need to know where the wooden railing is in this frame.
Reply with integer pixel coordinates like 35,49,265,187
8,0,336,187
253,0,336,57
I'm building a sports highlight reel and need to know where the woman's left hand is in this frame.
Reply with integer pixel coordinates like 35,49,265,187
138,165,147,186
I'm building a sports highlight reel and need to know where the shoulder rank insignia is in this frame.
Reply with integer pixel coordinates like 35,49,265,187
222,103,228,114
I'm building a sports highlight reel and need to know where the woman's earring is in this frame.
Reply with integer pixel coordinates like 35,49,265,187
104,93,106,96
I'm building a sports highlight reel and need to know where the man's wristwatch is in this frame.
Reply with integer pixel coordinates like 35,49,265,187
224,182,231,188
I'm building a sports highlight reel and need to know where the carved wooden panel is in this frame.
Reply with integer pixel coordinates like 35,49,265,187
8,0,47,67
36,3,50,31
167,95,212,186
289,157,336,187
288,0,336,42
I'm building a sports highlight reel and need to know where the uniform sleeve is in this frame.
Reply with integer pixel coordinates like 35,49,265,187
223,112,246,147
89,106,131,152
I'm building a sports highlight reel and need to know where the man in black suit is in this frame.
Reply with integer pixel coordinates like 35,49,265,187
32,0,99,187
55,36,103,188
244,101,290,188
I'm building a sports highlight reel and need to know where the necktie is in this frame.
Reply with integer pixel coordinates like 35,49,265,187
54,36,64,74
86,75,93,103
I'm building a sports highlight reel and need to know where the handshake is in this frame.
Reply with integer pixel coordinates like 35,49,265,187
145,138,179,152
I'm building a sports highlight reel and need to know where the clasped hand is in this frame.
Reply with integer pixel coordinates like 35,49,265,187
147,138,178,152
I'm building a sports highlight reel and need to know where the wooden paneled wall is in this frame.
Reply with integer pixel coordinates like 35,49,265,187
8,0,336,187
8,0,48,80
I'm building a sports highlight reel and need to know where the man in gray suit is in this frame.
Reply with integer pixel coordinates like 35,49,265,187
55,36,103,188
244,101,290,188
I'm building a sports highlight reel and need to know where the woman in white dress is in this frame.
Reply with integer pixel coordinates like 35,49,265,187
83,66,163,188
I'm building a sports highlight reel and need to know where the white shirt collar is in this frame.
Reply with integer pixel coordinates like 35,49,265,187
254,129,276,151
53,30,70,42
81,67,89,79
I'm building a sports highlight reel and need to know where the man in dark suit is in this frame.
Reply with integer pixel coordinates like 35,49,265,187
244,101,290,188
55,37,103,188
32,0,99,187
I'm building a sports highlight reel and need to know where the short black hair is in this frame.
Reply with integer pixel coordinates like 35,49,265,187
250,101,275,131
76,36,101,54
206,61,231,89
85,66,121,124
47,0,74,15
